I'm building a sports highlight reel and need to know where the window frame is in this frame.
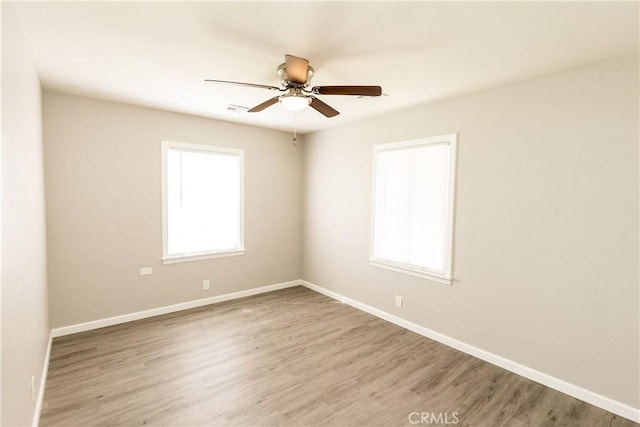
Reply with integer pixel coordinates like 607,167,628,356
369,133,457,285
161,140,245,265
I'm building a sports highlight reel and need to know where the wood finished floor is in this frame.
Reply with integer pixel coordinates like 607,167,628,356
40,286,637,427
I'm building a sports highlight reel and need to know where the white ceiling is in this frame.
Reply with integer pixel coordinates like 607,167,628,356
12,1,639,134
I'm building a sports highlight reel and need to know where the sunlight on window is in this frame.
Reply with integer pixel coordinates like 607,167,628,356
374,144,449,272
164,144,243,259
371,134,456,283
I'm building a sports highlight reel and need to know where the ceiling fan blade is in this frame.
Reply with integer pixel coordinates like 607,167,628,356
310,97,339,118
205,79,282,91
248,96,280,112
312,86,382,96
285,54,309,84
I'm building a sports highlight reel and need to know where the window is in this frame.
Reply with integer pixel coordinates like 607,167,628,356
161,141,244,264
370,134,457,284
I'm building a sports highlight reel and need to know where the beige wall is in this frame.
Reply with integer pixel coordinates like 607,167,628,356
303,55,639,408
1,3,51,426
43,93,303,328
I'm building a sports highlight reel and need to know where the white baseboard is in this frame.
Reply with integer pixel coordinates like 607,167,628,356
32,331,52,427
299,280,640,423
51,280,300,338
302,280,346,303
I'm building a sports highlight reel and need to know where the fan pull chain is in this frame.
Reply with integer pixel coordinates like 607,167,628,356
292,112,297,146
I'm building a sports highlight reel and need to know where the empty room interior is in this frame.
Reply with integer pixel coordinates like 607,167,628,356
2,1,639,426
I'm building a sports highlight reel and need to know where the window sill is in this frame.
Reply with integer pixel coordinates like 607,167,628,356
369,259,452,285
163,249,246,265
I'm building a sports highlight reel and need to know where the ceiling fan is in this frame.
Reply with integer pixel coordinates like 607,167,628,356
205,54,382,118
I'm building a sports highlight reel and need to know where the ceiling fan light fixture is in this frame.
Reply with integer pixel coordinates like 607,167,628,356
279,94,311,112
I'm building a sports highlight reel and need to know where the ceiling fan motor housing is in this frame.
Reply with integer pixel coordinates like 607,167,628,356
277,63,314,86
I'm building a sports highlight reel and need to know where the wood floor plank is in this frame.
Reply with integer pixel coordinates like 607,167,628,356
40,286,638,426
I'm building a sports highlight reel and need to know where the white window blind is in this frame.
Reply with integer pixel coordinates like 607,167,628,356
162,141,244,264
370,134,457,284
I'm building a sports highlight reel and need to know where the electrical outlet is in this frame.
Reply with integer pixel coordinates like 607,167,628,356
202,280,210,290
395,295,403,308
140,267,152,276
31,375,35,401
